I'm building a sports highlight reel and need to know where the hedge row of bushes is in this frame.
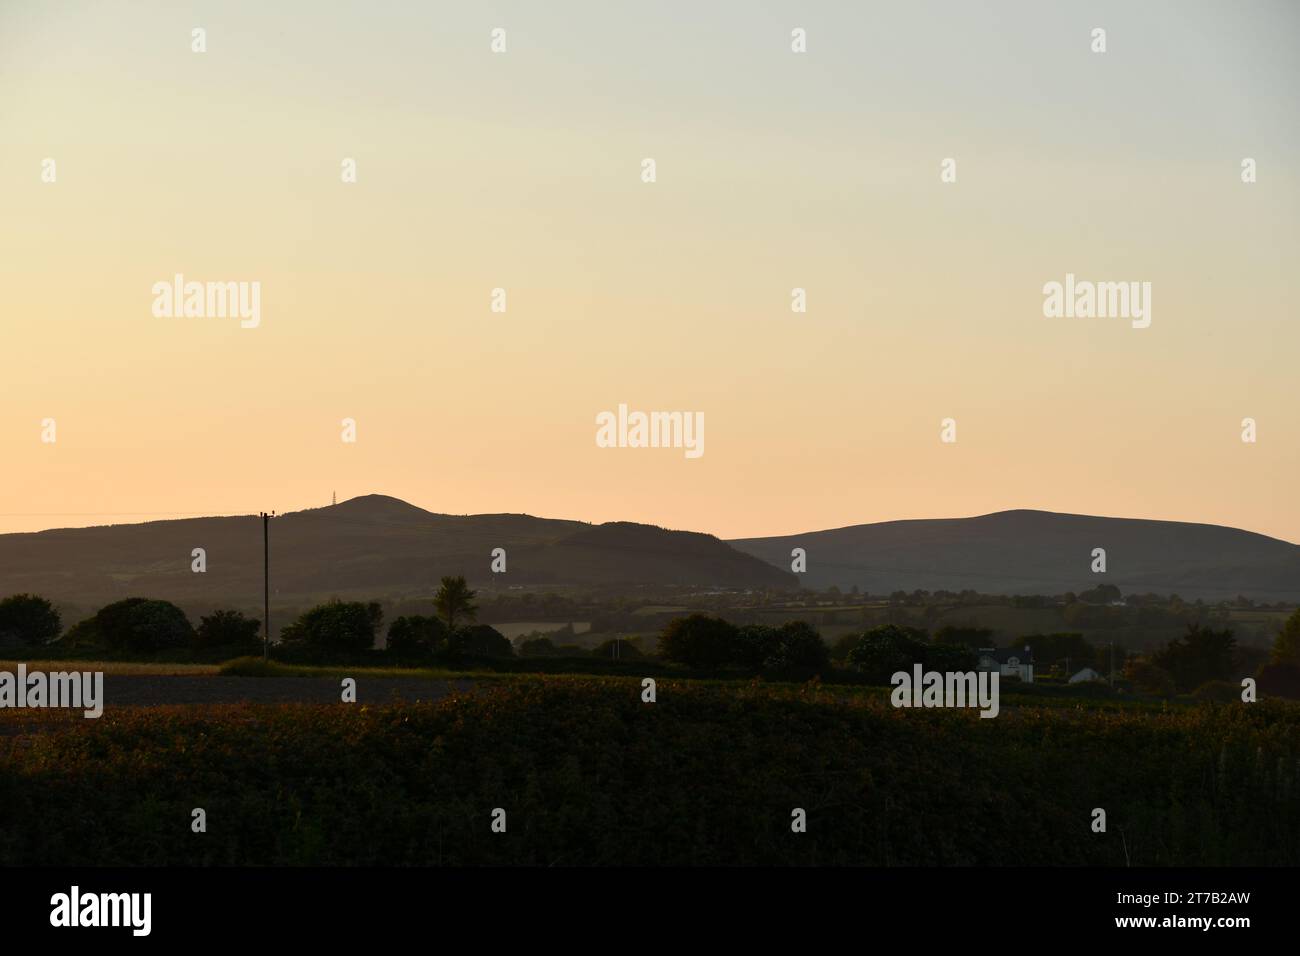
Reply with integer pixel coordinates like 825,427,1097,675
2,680,1298,865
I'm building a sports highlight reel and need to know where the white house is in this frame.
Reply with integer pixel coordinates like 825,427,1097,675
977,646,1034,683
1069,667,1104,683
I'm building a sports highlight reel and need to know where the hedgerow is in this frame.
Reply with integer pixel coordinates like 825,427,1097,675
1,680,1296,865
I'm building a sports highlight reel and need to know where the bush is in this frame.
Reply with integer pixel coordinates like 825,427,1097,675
1125,659,1176,697
446,624,512,660
733,624,778,668
516,636,562,658
760,621,829,679
196,609,262,651
845,624,930,683
829,632,861,662
1271,609,1300,666
0,594,62,647
1191,680,1241,703
1153,624,1237,693
657,614,736,669
281,600,383,653
64,598,195,654
218,656,281,677
1257,662,1300,701
386,615,449,658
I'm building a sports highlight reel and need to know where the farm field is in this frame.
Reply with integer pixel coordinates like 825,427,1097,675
2,675,1297,866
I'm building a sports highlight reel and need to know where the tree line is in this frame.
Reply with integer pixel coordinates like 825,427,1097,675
2,587,1299,697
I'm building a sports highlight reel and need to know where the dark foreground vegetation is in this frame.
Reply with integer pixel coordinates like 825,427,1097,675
2,679,1298,866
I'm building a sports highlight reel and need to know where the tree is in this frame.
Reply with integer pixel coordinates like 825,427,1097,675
434,576,478,631
846,624,930,683
447,623,512,658
1125,659,1176,697
71,598,195,654
1153,623,1237,692
281,600,383,653
1271,608,1300,666
195,609,261,650
1257,661,1300,700
386,615,449,657
760,621,829,679
0,594,61,647
1092,642,1127,677
658,614,736,669
733,624,778,668
924,642,979,674
516,636,561,658
830,631,862,661
1078,583,1122,605
1191,680,1240,703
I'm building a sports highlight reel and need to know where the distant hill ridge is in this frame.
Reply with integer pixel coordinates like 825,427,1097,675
728,509,1300,601
0,495,795,616
1,500,1296,618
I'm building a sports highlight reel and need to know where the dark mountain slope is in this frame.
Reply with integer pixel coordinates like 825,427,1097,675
729,509,1300,601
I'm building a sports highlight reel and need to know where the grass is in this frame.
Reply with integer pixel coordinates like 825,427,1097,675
217,656,508,681
0,659,220,676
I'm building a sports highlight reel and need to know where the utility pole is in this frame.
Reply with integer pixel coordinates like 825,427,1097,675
262,512,272,661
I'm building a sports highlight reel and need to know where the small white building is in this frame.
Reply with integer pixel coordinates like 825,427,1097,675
1069,667,1104,684
977,646,1034,683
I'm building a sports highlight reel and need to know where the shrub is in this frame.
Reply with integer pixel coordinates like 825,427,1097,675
1153,624,1237,693
386,615,449,658
760,621,829,679
281,600,383,653
66,598,195,654
829,632,861,662
1257,662,1300,701
446,624,512,659
1191,680,1241,703
733,624,778,668
516,636,562,658
845,624,930,683
196,609,261,650
0,594,61,647
1271,609,1300,666
657,614,736,669
1125,659,1176,697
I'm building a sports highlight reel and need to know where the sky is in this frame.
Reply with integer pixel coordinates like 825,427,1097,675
1,0,1297,543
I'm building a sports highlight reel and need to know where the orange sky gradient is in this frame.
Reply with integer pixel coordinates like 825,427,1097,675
2,1,1297,543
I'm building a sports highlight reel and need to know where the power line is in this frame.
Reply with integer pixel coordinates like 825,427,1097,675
0,511,259,517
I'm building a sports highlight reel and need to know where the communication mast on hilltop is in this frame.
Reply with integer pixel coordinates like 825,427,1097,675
332,490,336,506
